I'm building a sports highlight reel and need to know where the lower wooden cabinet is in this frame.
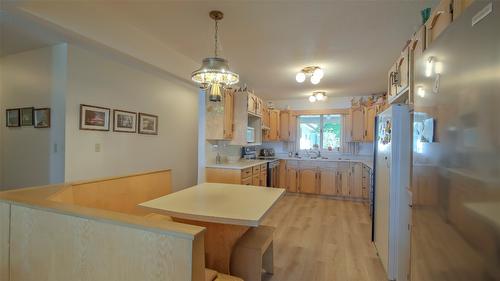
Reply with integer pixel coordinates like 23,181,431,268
298,168,318,194
260,172,267,187
241,177,252,186
319,168,337,196
280,160,371,201
206,163,268,187
278,160,287,189
286,167,298,193
252,174,260,186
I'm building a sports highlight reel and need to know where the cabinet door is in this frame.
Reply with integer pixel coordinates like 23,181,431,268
255,98,263,116
262,105,270,128
397,47,410,94
387,62,398,100
223,91,234,139
279,160,287,189
260,172,267,187
337,168,350,196
279,111,290,141
299,168,318,194
247,94,256,114
350,106,365,142
349,163,363,198
286,167,298,193
320,168,337,196
364,106,377,142
362,166,371,199
426,0,452,48
252,174,260,186
269,110,280,141
241,177,252,186
410,25,425,104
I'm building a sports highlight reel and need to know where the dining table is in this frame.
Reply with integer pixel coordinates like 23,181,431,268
139,182,285,274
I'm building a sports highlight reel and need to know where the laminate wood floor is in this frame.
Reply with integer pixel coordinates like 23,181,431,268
260,193,387,281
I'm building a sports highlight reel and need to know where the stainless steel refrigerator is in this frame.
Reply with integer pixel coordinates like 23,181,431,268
411,1,500,280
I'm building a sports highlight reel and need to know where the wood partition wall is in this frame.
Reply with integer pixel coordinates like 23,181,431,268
0,170,206,281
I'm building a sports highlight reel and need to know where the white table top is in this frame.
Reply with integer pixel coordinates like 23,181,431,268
464,202,500,232
139,183,286,227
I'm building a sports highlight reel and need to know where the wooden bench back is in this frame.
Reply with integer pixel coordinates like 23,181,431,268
50,170,172,216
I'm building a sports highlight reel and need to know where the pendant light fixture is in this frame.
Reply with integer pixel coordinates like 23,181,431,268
296,66,324,85
191,10,239,102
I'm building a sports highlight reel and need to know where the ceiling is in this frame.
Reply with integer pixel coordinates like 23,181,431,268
4,1,437,100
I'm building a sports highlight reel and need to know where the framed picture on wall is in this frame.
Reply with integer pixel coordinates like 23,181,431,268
20,107,34,126
6,108,20,127
138,113,158,135
34,108,51,128
113,109,137,133
79,104,110,131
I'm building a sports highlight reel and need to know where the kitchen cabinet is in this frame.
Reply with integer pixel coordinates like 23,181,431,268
349,163,363,198
362,165,371,199
262,105,270,128
278,159,287,189
241,177,252,186
252,174,260,186
452,0,474,21
206,89,234,140
337,163,350,196
350,106,365,142
397,46,410,95
387,62,398,101
425,0,452,48
409,26,426,104
286,161,299,193
298,168,318,194
223,90,234,139
231,91,262,145
247,93,263,117
265,109,280,141
319,167,337,196
364,105,378,142
279,111,289,141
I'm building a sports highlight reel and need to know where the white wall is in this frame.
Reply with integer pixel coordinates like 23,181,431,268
64,45,199,191
269,96,352,110
0,45,65,189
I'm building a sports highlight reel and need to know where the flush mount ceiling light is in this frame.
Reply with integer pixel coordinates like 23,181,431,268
191,10,239,102
308,91,327,103
296,66,324,85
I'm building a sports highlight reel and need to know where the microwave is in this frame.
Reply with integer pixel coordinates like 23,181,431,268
246,127,255,143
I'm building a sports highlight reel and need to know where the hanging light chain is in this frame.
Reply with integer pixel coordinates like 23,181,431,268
214,19,219,58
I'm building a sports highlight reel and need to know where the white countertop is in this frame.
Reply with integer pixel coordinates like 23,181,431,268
139,183,286,227
206,157,373,170
277,156,373,169
205,159,271,170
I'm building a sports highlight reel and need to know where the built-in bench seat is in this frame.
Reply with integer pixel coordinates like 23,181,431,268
230,225,275,281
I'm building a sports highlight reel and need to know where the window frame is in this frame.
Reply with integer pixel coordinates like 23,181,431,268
296,114,343,151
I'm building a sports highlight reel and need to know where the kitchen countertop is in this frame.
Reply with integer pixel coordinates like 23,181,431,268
206,157,373,170
205,159,271,170
276,156,373,169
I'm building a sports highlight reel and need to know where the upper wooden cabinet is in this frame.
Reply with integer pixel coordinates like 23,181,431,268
409,25,426,104
387,62,398,101
247,93,263,117
425,0,452,48
388,44,410,104
364,105,378,142
279,111,296,142
452,0,474,21
350,106,365,142
206,89,234,140
268,109,280,141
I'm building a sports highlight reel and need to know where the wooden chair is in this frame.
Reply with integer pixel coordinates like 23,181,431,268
230,225,275,281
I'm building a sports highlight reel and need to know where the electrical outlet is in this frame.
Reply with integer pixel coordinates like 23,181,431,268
95,143,101,152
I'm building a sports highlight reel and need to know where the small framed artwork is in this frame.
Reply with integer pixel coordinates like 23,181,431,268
20,107,34,126
113,109,137,133
79,104,110,131
6,108,20,127
34,108,51,128
138,113,158,135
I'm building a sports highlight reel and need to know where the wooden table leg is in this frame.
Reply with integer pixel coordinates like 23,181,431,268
173,218,249,274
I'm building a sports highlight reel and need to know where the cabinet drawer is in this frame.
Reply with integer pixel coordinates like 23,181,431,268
241,177,252,186
241,168,252,179
260,163,267,171
252,165,261,174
